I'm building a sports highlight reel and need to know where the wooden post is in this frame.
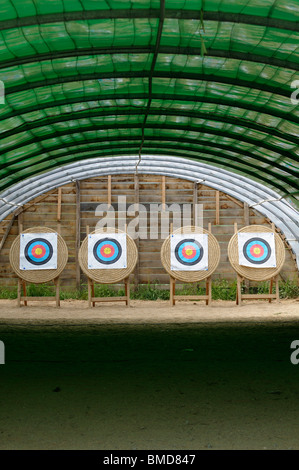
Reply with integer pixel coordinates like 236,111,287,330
243,202,250,293
193,182,198,225
75,181,81,290
57,188,62,222
162,176,166,211
134,174,140,291
215,190,220,225
243,202,249,226
108,175,112,206
18,211,24,234
57,188,62,235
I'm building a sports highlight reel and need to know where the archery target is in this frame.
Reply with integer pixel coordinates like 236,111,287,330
88,233,127,269
170,233,208,271
238,232,276,268
19,233,58,270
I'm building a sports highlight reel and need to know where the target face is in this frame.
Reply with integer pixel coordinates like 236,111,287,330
20,233,58,270
238,232,276,268
93,238,122,265
171,234,208,271
88,233,127,269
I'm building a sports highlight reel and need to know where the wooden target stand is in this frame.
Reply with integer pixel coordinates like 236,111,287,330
228,224,286,306
9,226,68,307
161,225,221,306
78,227,138,307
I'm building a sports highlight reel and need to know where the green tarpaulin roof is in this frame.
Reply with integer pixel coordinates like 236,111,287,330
0,0,298,205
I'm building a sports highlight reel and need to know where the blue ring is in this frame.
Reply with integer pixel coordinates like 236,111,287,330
24,238,53,265
174,239,203,266
243,237,271,264
93,238,122,265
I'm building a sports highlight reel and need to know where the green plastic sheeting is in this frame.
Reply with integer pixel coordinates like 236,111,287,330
0,0,298,205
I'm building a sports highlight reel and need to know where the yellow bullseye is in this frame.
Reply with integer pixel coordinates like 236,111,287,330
104,247,112,255
253,247,261,255
185,248,194,256
35,248,43,255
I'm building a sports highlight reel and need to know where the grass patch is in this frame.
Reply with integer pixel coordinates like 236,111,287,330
0,279,298,301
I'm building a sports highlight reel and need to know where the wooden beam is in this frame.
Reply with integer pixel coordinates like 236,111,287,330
15,189,57,216
0,214,16,253
224,193,244,208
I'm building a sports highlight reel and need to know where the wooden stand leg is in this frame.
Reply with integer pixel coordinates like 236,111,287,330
91,282,95,307
22,280,27,307
170,276,176,306
237,275,242,306
206,276,212,305
125,277,130,307
17,278,22,307
88,278,92,308
269,278,273,303
275,276,280,302
55,277,60,308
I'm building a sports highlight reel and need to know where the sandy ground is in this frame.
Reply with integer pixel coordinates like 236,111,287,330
0,298,299,450
0,297,298,324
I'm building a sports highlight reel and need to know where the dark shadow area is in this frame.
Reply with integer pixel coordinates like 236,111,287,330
0,321,299,449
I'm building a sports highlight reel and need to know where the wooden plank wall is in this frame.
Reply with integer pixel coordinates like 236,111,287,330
0,174,297,290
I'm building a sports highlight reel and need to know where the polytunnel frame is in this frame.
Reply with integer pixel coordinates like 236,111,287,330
0,154,298,270
0,0,298,203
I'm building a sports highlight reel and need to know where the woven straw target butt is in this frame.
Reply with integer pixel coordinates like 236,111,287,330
78,228,138,284
160,226,220,283
9,226,68,283
227,225,285,281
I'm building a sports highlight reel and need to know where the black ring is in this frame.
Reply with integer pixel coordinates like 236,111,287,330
24,238,53,266
174,238,204,266
93,237,122,265
243,237,271,264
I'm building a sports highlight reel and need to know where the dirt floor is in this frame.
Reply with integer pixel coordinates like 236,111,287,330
0,298,299,450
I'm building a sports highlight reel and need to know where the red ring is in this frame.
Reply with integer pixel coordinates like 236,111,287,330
31,244,46,259
100,244,115,258
249,244,264,258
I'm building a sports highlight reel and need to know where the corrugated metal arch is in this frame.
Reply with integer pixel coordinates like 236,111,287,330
0,154,298,269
